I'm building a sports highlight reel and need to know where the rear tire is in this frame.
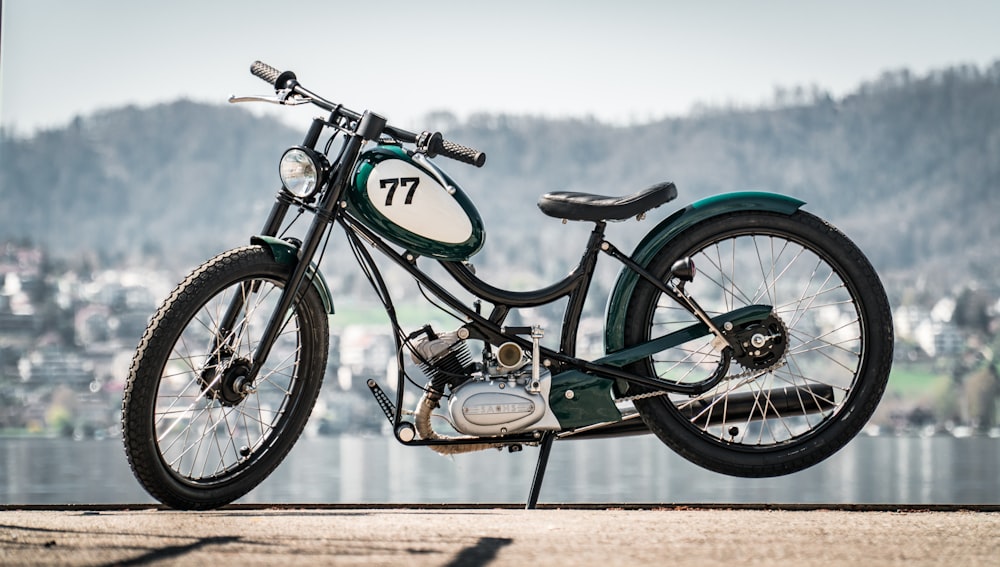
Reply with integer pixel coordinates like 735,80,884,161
624,210,892,477
121,246,329,509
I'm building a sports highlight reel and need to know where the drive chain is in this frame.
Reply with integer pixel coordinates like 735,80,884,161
614,314,789,404
614,361,786,404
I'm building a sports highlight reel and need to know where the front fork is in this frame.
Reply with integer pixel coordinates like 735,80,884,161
245,212,330,380
213,192,297,352
240,125,369,383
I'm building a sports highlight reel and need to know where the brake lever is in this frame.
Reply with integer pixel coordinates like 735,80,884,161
228,89,310,106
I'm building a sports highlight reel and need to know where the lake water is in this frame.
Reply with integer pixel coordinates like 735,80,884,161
1,434,998,506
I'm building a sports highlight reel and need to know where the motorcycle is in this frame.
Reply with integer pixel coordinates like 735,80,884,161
121,61,893,510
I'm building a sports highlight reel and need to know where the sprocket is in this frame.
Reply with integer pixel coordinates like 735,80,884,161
614,313,789,404
729,313,788,371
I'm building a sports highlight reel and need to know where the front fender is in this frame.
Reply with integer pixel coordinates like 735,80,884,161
604,191,805,354
251,235,335,315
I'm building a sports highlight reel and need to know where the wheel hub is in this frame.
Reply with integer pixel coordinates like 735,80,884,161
200,357,255,406
730,313,788,371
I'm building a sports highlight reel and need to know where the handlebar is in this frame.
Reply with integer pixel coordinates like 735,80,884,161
417,131,486,168
250,60,486,168
250,61,282,86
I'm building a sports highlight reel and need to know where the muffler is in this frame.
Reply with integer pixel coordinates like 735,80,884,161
678,384,836,427
562,384,836,439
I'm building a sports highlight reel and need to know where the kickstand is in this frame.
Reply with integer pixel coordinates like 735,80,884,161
525,432,555,510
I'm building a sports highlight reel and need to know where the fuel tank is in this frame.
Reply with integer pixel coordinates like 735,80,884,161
349,145,485,261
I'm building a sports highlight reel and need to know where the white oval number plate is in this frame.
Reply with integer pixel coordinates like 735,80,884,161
367,159,473,244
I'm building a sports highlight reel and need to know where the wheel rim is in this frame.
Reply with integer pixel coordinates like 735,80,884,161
152,276,304,484
648,230,865,449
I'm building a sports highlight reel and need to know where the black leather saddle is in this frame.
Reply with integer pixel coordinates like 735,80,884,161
537,182,677,222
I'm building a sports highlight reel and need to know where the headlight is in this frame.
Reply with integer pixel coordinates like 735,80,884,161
279,146,325,198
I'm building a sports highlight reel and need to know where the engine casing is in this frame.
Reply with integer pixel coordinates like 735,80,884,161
448,368,561,436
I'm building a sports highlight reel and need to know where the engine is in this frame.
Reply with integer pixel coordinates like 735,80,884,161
448,363,559,437
410,326,561,445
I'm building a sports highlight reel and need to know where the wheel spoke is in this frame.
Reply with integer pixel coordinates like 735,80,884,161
639,222,871,449
151,277,306,480
122,247,328,509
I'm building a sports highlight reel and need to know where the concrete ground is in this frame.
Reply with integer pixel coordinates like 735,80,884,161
1,505,998,566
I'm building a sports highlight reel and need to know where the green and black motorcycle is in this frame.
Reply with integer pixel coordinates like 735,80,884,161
121,61,893,510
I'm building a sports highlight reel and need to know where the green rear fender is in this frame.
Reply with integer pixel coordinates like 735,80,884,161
549,192,804,430
250,236,335,315
605,191,805,355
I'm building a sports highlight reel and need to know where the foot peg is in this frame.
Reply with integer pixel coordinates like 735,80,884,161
367,379,417,442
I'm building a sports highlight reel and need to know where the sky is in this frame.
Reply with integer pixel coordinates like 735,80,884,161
2,0,999,135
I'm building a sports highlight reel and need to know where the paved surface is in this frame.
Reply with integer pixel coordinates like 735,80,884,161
1,506,998,566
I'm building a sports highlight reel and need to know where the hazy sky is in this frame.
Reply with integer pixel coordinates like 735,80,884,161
2,0,999,134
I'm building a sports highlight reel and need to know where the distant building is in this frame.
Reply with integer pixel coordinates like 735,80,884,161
894,303,966,358
913,319,965,357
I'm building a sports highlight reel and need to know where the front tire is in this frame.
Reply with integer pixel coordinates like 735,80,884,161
121,246,329,509
624,210,892,477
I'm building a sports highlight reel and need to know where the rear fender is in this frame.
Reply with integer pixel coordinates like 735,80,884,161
604,191,805,355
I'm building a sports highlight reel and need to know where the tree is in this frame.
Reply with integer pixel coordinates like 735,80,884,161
964,361,999,432
953,287,993,337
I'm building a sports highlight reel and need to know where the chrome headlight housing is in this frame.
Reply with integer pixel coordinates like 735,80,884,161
279,146,326,198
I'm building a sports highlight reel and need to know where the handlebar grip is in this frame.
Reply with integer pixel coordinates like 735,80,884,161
437,138,487,168
250,61,281,86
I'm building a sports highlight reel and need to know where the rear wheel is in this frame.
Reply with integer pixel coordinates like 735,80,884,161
121,246,329,509
623,210,892,477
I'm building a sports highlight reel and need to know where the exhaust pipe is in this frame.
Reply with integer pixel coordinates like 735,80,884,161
414,391,505,455
678,384,837,427
562,384,836,440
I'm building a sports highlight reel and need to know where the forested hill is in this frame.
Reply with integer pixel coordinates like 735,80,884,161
2,62,998,296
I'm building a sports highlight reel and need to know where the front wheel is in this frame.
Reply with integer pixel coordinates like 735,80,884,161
121,246,329,509
623,210,892,477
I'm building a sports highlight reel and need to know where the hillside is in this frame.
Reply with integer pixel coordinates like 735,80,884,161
2,62,999,301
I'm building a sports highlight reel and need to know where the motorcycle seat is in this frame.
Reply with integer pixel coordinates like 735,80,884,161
537,182,677,222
